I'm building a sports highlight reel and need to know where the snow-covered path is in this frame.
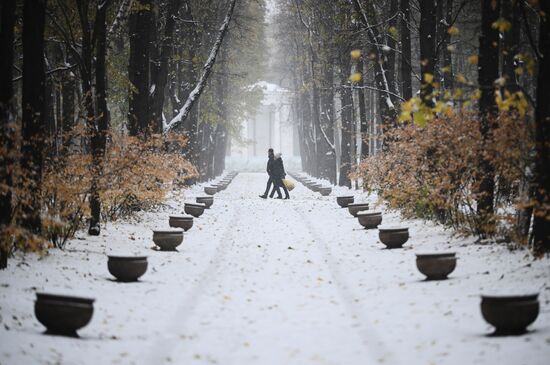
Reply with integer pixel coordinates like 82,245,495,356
1,172,549,365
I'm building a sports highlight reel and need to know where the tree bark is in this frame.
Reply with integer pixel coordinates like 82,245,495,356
386,0,398,100
476,0,500,234
400,0,412,100
150,0,183,134
441,0,454,90
419,0,437,107
533,0,550,253
20,0,47,234
88,0,110,236
339,55,353,188
61,47,76,152
357,57,369,160
164,0,238,132
128,0,152,136
0,0,17,269
501,0,520,92
320,61,337,183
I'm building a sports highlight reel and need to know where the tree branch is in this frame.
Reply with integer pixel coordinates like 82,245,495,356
164,0,238,132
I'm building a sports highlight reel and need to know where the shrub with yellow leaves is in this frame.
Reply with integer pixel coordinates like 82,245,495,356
356,111,534,241
2,129,197,253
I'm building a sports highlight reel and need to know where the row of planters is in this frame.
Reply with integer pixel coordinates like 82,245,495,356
34,172,239,337
288,172,332,196
298,171,540,337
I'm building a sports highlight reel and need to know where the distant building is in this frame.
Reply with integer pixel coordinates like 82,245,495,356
229,81,299,170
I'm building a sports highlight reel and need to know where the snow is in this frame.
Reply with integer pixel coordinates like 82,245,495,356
0,172,549,365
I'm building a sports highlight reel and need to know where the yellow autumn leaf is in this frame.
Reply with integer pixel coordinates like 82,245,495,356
350,49,362,60
433,101,445,113
492,18,512,33
445,107,455,118
453,88,464,99
447,26,459,35
399,111,412,122
424,73,434,84
456,73,467,84
349,72,362,82
441,65,452,74
401,99,414,113
467,55,478,65
515,67,524,76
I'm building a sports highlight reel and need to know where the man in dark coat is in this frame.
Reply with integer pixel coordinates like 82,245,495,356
270,152,290,199
259,148,275,199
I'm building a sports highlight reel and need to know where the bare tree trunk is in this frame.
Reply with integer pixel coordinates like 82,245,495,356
151,0,183,134
61,47,76,152
419,0,436,107
386,0,398,100
339,55,353,188
400,0,412,100
128,0,152,136
164,0,238,132
0,0,17,269
476,0,500,235
441,0,454,90
88,0,110,236
320,61,337,183
533,0,550,253
20,0,47,234
357,57,368,160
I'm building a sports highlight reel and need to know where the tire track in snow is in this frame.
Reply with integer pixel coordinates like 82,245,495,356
142,203,239,365
292,204,396,364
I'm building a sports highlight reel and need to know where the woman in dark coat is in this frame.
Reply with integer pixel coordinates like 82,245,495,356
270,152,290,199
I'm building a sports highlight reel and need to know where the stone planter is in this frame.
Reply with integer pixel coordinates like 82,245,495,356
196,196,214,208
310,184,323,192
152,230,183,251
35,293,94,337
204,186,217,195
169,215,194,231
184,202,206,218
318,187,332,196
348,203,370,217
481,294,539,335
378,226,409,248
107,256,148,282
336,196,354,208
415,252,456,280
357,211,382,229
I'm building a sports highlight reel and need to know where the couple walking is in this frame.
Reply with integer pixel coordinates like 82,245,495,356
259,148,290,200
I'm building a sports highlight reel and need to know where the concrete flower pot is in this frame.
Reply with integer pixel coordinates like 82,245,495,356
107,256,148,282
378,226,409,248
481,294,539,335
415,252,456,280
204,186,217,195
310,184,323,192
152,230,183,251
356,211,382,229
35,293,94,337
196,196,214,208
169,215,194,231
184,202,206,217
348,203,370,217
336,195,354,208
318,187,332,196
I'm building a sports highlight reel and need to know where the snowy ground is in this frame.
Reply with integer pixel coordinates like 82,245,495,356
0,172,549,365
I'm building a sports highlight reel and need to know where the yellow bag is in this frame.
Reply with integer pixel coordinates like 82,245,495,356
282,179,295,191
